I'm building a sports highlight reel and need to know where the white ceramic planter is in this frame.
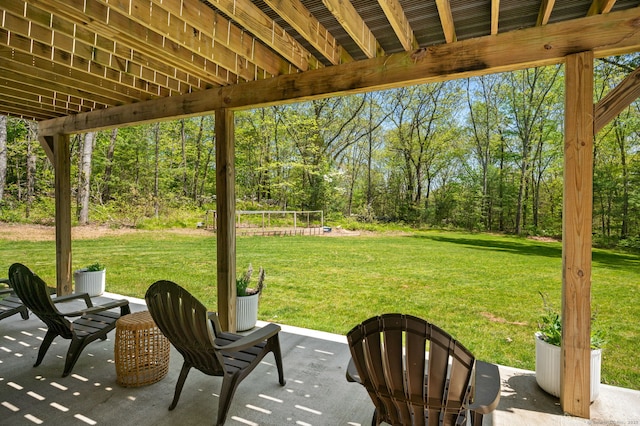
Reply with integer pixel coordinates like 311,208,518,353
74,269,106,297
236,293,259,331
535,333,601,402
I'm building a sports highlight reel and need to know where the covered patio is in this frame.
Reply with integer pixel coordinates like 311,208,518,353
1,293,639,425
2,0,640,420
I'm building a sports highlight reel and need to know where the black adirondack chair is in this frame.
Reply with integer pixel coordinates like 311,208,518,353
145,280,286,426
9,263,131,377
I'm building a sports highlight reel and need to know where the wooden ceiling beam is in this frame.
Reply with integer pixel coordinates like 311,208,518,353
264,0,352,65
173,0,293,77
435,0,457,43
36,0,236,86
0,74,101,110
377,0,418,51
0,50,141,106
323,0,383,58
203,0,320,71
3,0,197,94
0,14,178,100
0,83,93,114
537,0,556,26
491,0,500,35
0,99,63,121
587,0,617,16
107,0,256,82
594,65,640,132
38,7,640,136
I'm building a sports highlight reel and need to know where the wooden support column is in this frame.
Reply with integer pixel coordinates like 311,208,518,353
52,134,73,295
215,109,237,332
561,51,594,418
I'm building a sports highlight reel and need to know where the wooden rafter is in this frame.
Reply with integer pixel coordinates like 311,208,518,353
377,0,418,51
203,0,320,71
1,13,175,99
3,0,199,94
491,0,500,35
588,0,617,16
435,0,457,43
263,0,352,65
537,0,556,26
594,65,640,132
33,0,237,86
323,0,383,58
37,8,640,136
0,47,144,105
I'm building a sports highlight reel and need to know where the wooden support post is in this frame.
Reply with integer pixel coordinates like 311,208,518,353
215,109,236,332
561,51,594,418
52,134,73,295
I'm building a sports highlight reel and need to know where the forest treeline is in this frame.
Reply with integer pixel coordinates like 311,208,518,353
0,55,639,249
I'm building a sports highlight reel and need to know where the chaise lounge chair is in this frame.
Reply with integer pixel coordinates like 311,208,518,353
346,313,501,426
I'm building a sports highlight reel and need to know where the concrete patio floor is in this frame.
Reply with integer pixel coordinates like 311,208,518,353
1,293,639,425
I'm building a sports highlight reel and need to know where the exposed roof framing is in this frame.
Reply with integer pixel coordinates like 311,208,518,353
1,0,640,122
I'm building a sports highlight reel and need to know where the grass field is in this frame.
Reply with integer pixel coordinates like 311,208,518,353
1,228,638,389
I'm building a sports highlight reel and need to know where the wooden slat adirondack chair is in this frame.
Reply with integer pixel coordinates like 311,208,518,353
346,313,501,426
0,277,29,321
8,263,131,377
145,280,286,426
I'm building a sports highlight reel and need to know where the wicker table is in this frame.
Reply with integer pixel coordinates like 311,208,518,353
115,310,170,387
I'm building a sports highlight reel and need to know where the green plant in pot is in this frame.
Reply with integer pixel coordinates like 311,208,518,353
74,262,106,297
236,264,265,331
535,292,605,401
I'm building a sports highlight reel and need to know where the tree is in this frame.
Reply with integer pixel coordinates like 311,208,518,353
77,132,96,224
0,115,6,202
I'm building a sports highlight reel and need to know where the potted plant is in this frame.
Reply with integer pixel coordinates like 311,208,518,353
74,262,106,297
235,264,265,331
535,293,605,402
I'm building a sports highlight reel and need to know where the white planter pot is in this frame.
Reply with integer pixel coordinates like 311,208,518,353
74,269,106,297
236,293,259,332
535,333,601,402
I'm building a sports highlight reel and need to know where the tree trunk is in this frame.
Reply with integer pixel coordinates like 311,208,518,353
154,123,160,218
102,128,117,202
0,115,6,202
77,132,96,225
25,121,37,218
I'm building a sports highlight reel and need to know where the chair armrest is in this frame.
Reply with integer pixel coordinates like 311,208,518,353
0,287,14,295
52,292,94,308
468,360,501,415
213,323,281,352
61,299,129,317
346,358,362,384
0,278,9,285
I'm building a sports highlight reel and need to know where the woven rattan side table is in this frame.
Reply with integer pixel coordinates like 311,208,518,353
115,310,170,387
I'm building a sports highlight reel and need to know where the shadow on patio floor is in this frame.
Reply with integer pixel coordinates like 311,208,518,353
1,293,638,425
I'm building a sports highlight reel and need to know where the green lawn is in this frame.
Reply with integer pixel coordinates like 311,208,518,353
1,229,638,389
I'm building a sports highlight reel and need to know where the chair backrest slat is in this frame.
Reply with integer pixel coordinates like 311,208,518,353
347,313,475,426
9,263,72,338
146,280,225,375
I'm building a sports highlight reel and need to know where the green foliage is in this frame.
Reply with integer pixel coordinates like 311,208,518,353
236,264,265,297
85,262,105,272
538,292,606,350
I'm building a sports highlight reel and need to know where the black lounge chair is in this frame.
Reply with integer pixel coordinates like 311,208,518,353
346,313,501,426
145,280,286,426
9,263,131,377
0,278,29,321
